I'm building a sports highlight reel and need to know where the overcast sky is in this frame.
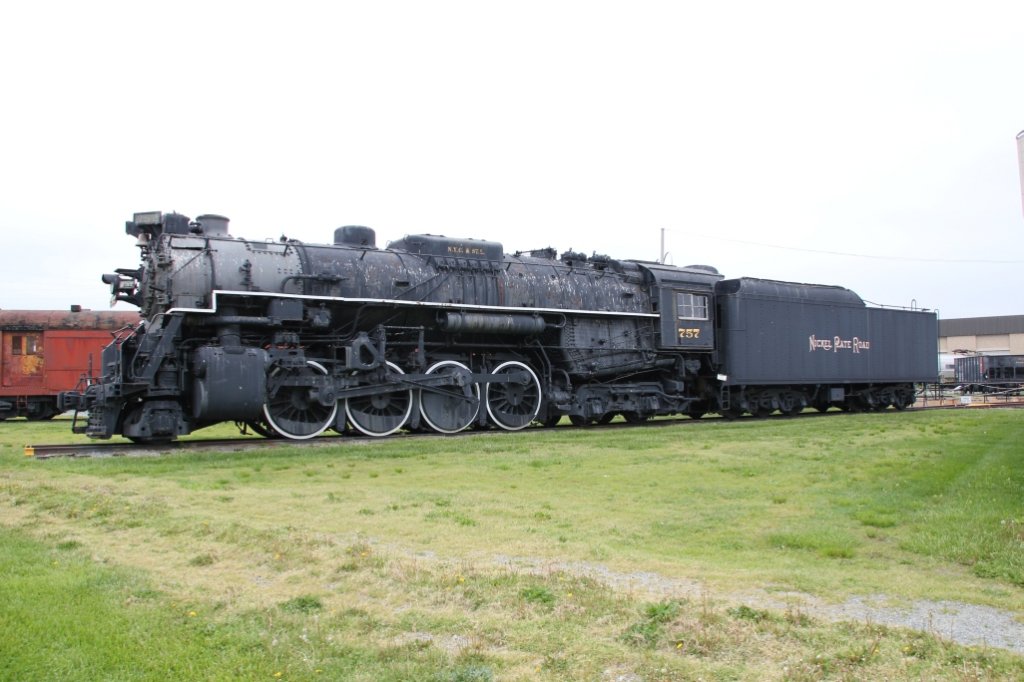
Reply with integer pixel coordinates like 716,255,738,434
1,1,1022,319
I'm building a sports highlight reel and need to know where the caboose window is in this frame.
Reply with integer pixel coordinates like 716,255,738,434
676,292,708,320
11,334,40,356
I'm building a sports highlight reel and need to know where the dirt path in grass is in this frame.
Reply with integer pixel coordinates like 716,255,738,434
488,554,1024,655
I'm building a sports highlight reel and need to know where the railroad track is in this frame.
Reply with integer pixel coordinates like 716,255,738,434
22,415,727,459
23,401,1023,460
23,435,325,459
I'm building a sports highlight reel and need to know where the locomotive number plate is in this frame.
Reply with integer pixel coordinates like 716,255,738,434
678,327,701,339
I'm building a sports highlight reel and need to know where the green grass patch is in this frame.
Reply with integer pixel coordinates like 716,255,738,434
768,527,861,559
1,410,1023,678
0,527,281,680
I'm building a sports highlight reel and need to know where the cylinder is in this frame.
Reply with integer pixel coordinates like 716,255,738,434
439,312,546,335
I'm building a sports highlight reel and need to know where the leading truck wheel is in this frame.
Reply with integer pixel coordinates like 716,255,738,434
262,360,338,440
242,418,283,439
346,362,413,437
485,361,542,431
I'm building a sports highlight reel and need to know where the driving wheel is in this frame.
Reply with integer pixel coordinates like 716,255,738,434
262,360,337,440
419,360,480,434
485,360,542,431
346,362,413,437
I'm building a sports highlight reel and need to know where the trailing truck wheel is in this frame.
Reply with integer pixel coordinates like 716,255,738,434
485,361,542,431
262,360,338,440
346,362,414,437
419,360,481,434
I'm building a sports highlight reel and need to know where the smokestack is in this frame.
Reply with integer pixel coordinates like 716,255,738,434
1017,130,1024,219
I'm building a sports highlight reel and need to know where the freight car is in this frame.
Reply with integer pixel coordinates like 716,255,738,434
954,354,1024,393
1,308,140,420
58,212,938,442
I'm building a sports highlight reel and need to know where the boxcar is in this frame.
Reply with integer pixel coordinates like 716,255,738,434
0,309,140,420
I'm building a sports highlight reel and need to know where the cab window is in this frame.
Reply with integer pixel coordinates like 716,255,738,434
676,292,708,321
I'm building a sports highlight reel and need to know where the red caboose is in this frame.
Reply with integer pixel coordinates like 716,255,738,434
0,308,140,420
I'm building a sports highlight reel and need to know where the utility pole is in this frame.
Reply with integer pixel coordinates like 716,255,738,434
1017,130,1024,219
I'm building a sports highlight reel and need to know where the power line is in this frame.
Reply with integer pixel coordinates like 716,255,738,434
666,231,1024,264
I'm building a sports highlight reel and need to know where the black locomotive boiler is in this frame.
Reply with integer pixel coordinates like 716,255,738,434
58,212,938,442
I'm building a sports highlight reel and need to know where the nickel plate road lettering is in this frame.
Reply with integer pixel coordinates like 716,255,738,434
808,334,871,354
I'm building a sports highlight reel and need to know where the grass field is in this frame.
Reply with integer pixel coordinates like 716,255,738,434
2,409,1023,680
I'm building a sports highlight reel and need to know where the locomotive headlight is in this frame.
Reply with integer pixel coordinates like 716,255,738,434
101,273,135,292
101,273,140,307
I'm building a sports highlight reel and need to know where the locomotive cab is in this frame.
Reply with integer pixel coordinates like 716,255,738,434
637,263,722,351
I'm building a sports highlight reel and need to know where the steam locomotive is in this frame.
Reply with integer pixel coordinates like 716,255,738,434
58,211,938,442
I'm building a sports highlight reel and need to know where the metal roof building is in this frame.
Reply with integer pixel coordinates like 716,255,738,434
939,315,1024,355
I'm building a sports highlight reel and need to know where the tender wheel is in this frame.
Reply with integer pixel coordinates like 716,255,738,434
598,412,617,425
262,360,338,440
842,397,866,413
622,412,649,424
892,391,909,411
346,362,413,437
778,394,803,416
419,360,480,434
485,360,542,431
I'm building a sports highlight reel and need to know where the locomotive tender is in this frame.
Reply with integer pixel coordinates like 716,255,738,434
58,211,938,442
